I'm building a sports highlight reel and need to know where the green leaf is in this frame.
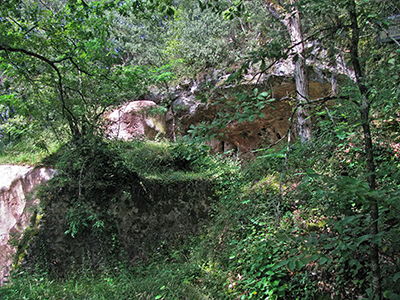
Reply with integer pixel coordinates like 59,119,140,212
318,257,330,265
258,92,270,98
288,260,296,271
393,272,400,282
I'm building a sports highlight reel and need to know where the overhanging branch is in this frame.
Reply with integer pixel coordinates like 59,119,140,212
0,44,79,133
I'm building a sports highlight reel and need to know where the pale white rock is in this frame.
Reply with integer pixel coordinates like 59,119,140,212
0,165,55,285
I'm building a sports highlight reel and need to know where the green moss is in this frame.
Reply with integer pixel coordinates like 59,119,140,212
11,210,41,270
115,140,174,174
244,173,281,194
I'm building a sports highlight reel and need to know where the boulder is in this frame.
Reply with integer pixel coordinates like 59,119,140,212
105,100,166,141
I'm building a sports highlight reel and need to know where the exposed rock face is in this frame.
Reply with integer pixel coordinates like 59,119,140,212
106,76,331,154
105,100,167,140
0,165,55,285
170,77,331,154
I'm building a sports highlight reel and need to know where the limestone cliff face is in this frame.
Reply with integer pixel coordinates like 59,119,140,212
0,165,55,285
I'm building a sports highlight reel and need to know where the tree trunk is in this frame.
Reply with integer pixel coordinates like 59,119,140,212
348,1,382,298
264,0,312,142
285,2,312,142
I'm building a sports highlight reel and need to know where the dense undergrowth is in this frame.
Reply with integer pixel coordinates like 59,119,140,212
0,0,399,298
1,130,400,299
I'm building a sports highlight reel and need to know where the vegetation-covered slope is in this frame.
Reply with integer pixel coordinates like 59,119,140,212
0,0,400,299
1,134,400,299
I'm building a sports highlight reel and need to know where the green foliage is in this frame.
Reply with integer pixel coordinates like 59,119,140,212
188,88,274,141
115,140,194,176
2,131,400,299
0,129,64,165
0,255,219,300
112,0,271,80
0,0,181,140
18,137,136,275
4,137,222,279
1,0,400,299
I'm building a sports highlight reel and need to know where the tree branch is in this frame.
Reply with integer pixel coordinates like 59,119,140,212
264,0,286,24
0,44,79,134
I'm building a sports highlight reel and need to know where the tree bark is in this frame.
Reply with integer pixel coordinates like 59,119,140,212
265,0,312,142
285,2,311,142
348,1,382,298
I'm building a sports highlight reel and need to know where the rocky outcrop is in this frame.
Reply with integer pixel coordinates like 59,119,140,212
168,77,332,154
105,100,167,140
106,73,331,154
0,165,55,285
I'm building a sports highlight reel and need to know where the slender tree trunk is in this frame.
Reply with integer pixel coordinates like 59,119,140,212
331,73,338,96
348,1,382,298
264,0,312,142
286,1,312,142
